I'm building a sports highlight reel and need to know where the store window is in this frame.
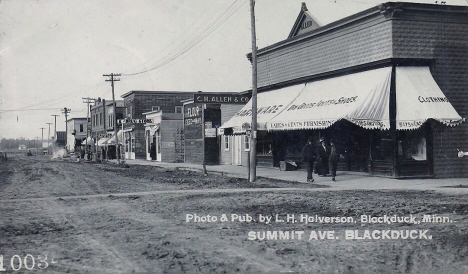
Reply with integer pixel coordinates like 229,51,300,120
398,128,427,161
223,135,230,151
244,135,250,151
372,130,393,161
256,131,272,155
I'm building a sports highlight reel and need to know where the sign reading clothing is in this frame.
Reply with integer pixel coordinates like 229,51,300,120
194,93,251,104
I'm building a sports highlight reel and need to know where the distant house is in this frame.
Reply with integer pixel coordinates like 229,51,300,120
18,144,27,150
66,118,88,152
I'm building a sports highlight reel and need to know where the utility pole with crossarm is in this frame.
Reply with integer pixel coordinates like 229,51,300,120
104,73,121,164
62,108,71,150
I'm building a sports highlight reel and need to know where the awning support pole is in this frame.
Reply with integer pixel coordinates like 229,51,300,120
390,64,398,178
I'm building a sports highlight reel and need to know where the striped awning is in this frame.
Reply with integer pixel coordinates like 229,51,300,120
267,67,392,131
220,84,304,133
395,67,463,130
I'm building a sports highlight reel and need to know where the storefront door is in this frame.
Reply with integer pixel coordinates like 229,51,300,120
146,133,151,161
156,130,161,161
232,136,242,165
325,121,371,172
124,132,136,160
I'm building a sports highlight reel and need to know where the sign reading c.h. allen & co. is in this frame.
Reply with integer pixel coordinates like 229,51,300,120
194,93,251,104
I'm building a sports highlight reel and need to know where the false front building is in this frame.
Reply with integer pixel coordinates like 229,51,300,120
121,90,195,160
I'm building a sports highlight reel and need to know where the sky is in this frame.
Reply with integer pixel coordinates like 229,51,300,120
1,0,467,140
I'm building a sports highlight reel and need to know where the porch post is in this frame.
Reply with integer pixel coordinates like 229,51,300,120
390,64,398,178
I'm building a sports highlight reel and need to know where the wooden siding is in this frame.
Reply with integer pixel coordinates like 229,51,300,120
257,16,393,88
161,120,184,163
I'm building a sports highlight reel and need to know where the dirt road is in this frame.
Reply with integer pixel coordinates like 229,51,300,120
0,155,467,273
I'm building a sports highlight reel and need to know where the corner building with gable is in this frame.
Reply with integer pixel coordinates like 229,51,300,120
221,2,467,178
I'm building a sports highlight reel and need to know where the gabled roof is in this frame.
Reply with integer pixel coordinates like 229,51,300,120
288,2,322,38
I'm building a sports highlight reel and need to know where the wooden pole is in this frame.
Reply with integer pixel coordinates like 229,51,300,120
249,0,258,182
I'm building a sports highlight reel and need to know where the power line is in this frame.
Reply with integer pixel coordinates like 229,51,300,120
0,107,63,112
153,0,247,74
123,2,227,75
122,0,244,76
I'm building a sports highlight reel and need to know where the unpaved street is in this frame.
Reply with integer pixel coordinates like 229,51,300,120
0,155,467,273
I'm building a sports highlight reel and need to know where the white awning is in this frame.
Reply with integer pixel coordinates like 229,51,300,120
85,136,94,144
97,137,109,147
145,124,160,136
106,130,123,145
267,67,392,131
396,67,463,130
220,84,304,133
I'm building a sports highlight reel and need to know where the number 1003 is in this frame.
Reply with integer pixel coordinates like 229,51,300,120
0,254,52,271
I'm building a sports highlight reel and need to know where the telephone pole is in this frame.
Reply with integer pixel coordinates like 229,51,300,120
46,123,53,154
51,114,59,151
40,127,45,154
249,0,258,182
83,97,96,156
62,108,71,149
51,114,59,137
104,73,121,164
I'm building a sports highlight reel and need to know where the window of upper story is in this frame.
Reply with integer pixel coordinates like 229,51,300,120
152,106,161,112
80,124,84,132
175,106,182,113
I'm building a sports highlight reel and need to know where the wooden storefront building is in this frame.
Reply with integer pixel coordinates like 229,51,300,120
221,2,467,178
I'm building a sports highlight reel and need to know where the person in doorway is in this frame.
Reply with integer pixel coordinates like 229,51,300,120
302,137,316,182
328,139,339,181
150,143,156,161
316,137,330,176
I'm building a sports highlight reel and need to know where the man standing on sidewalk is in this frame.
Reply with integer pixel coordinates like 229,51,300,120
302,137,317,183
328,139,339,181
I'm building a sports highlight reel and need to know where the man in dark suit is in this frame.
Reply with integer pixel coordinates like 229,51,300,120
302,137,316,182
316,137,330,176
328,139,339,181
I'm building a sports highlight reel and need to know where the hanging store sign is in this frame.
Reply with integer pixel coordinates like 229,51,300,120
205,128,216,138
117,119,153,124
194,93,251,104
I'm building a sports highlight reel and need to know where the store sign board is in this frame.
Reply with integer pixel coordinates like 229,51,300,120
117,119,152,124
205,128,216,138
194,93,251,104
184,103,203,139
